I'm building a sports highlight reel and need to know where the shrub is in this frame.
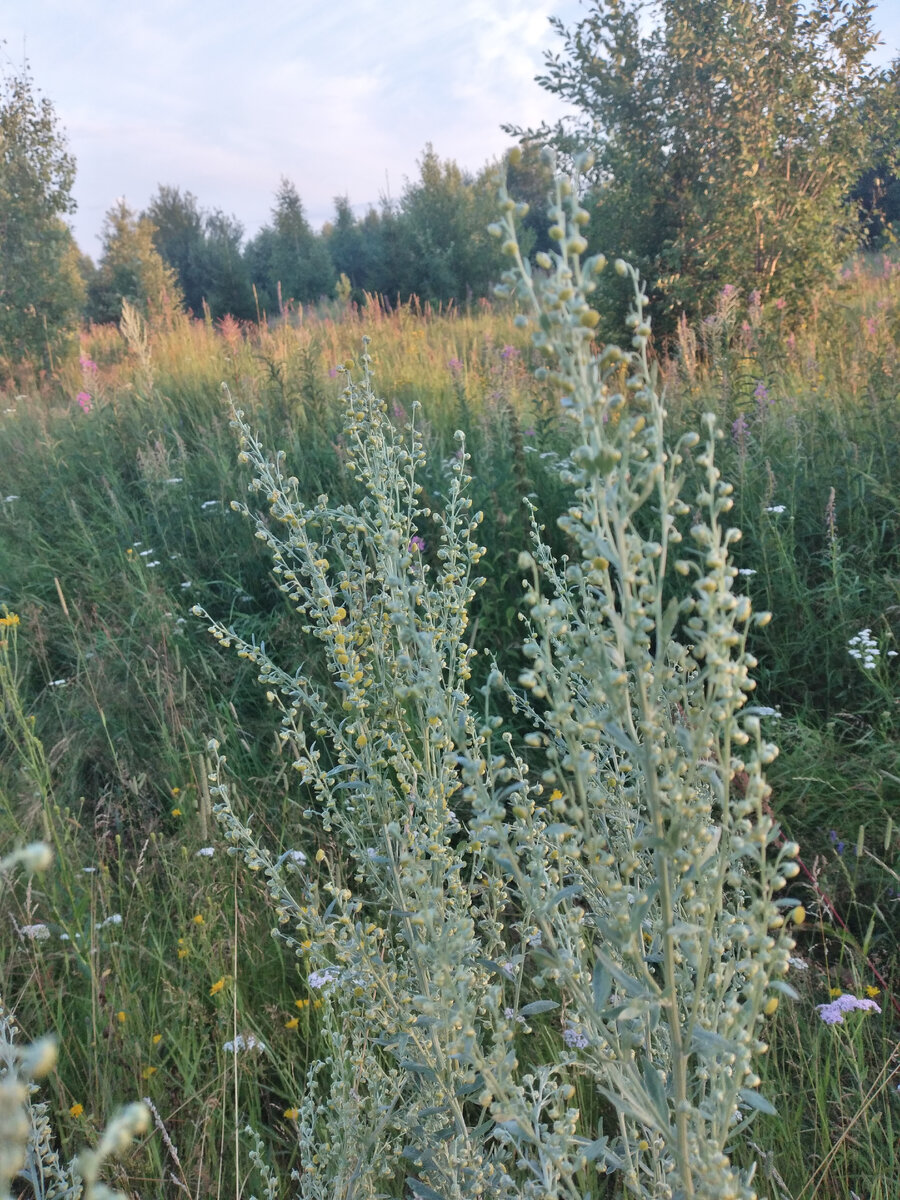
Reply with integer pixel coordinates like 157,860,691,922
195,165,802,1200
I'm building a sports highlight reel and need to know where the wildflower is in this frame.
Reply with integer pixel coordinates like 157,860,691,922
152,1033,162,1045
284,1107,299,1119
829,987,843,998
503,1007,527,1026
295,998,310,1010
787,956,809,971
448,357,462,372
328,366,338,378
284,1016,299,1030
76,391,92,413
180,580,191,590
408,535,426,553
192,913,204,925
775,297,786,310
141,1066,157,1079
19,923,50,941
765,504,786,514
0,612,20,628
2,495,19,503
500,344,518,360
69,1103,84,1118
816,994,881,1025
753,381,771,405
829,830,845,855
171,808,182,817
164,477,183,484
308,967,339,989
315,848,326,863
116,1011,127,1024
209,977,225,996
732,413,749,443
737,567,756,577
847,628,879,669
196,846,215,857
201,499,219,509
562,1026,589,1049
720,284,737,300
865,985,881,998
223,1033,265,1054
549,789,564,803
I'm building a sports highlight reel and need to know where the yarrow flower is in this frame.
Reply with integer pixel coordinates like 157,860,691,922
562,1026,589,1049
223,1033,265,1053
308,967,340,990
816,993,882,1025
19,923,50,941
765,504,786,514
195,846,215,857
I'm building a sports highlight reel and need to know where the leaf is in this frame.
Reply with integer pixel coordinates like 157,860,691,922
399,1059,437,1082
406,1176,447,1200
550,883,582,908
520,999,560,1016
641,1060,671,1126
738,1088,778,1117
592,961,612,1012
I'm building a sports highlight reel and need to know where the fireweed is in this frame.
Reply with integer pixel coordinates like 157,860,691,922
196,163,800,1200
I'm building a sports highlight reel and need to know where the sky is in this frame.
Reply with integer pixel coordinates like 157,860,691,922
6,0,900,259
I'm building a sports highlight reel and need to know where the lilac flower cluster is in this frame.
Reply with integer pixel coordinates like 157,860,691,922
816,993,881,1025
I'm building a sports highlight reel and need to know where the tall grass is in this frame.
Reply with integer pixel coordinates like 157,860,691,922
0,241,897,1196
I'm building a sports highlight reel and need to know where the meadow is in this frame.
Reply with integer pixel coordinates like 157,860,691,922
0,243,898,1198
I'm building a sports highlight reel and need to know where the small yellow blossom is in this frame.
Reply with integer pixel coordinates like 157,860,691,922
171,807,182,817
209,977,225,996
549,789,564,802
283,1107,299,1120
178,947,189,959
192,913,205,925
151,1033,162,1045
141,1066,157,1079
865,985,881,998
295,998,309,1010
0,613,20,628
171,786,181,796
284,1016,299,1030
69,1102,84,1118
829,987,843,998
315,849,325,863
116,1010,127,1024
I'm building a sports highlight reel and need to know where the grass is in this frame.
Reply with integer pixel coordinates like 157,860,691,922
0,265,898,1197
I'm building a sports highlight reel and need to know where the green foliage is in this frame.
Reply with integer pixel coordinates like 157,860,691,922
515,0,896,323
88,200,184,325
245,178,335,314
0,63,84,376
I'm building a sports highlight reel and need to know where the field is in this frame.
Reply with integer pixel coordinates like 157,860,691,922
1,257,898,1198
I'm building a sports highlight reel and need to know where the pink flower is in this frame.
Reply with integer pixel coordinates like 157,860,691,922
76,391,92,413
79,355,98,373
775,298,786,311
408,535,426,553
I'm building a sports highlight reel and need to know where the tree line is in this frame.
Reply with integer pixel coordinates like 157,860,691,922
2,0,898,377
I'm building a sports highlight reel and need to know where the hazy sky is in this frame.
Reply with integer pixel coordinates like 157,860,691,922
6,0,900,258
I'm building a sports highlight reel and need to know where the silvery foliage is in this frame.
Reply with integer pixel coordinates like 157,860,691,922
197,161,799,1200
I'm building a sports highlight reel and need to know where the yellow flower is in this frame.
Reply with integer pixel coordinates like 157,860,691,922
141,1066,157,1079
151,1033,162,1045
171,786,181,796
177,947,189,959
865,985,881,998
209,977,225,996
283,1107,299,1120
192,913,205,925
315,849,325,863
116,1010,127,1024
171,807,182,817
284,1016,299,1030
0,613,20,628
549,789,564,802
295,998,310,1010
69,1102,84,1118
829,987,843,998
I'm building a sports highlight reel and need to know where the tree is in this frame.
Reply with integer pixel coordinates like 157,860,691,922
143,185,206,313
512,0,895,321
245,178,334,314
88,200,183,325
0,62,84,374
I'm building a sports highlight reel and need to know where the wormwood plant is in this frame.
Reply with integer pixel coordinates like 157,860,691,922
196,162,801,1200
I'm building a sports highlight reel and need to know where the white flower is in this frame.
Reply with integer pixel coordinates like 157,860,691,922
223,1033,266,1053
201,500,219,509
164,477,183,485
99,913,122,928
563,1026,589,1049
196,847,215,858
787,956,809,971
3,495,19,502
49,679,68,687
20,924,50,941
180,581,192,590
139,549,154,556
737,567,757,576
765,504,786,514
146,561,161,568
308,968,340,990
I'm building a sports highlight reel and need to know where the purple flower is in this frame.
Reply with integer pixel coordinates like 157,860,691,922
79,355,98,373
500,345,518,361
448,357,463,372
732,413,749,442
816,994,882,1025
754,381,771,405
829,830,845,855
866,317,878,336
720,284,737,300
328,366,338,378
408,535,426,553
76,391,92,413
524,429,536,437
775,297,786,311
562,1026,589,1049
